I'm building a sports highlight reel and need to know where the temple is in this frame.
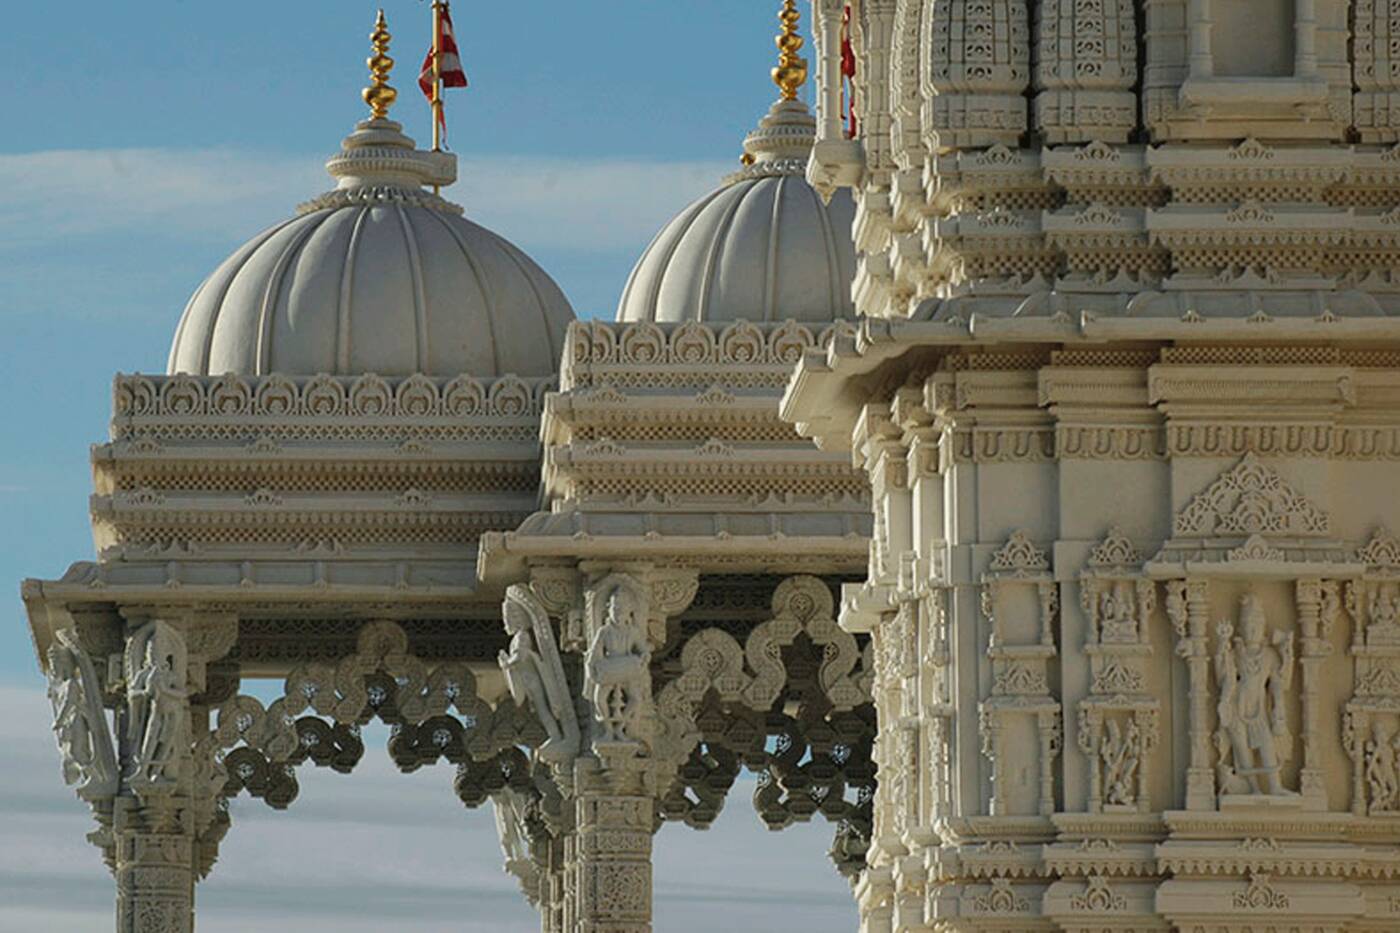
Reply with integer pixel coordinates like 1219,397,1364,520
20,1,1400,930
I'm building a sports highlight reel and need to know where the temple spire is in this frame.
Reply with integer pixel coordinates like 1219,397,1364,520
362,9,398,120
771,0,808,101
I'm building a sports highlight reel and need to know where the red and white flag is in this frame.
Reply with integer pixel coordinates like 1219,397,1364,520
419,5,468,134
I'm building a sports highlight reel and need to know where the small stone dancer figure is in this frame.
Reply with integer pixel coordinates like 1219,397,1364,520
585,586,651,744
126,621,190,790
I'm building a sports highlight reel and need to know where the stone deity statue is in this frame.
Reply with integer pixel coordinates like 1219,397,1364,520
585,586,651,745
1214,592,1295,796
1368,585,1400,645
499,585,579,763
125,621,190,790
1364,721,1399,813
1099,584,1138,643
45,631,118,801
1100,718,1141,808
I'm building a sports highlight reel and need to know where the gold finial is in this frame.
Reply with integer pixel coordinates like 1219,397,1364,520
362,9,398,120
771,0,808,101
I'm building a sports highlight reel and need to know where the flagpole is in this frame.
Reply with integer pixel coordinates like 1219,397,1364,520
431,0,445,152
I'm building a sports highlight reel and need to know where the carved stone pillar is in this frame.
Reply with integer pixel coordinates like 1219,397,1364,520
113,798,195,933
1167,579,1214,809
523,565,699,933
113,615,235,933
45,612,235,933
1295,579,1337,808
573,763,655,933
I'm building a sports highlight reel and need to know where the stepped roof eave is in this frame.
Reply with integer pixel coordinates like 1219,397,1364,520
781,294,1400,453
21,562,497,673
476,511,871,586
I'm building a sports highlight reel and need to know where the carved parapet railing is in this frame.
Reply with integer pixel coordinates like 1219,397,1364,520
112,371,553,432
560,319,859,392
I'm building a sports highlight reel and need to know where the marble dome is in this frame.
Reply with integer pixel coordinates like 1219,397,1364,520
168,119,574,377
616,96,857,324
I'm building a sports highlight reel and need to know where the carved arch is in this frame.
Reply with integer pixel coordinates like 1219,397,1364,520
213,620,538,810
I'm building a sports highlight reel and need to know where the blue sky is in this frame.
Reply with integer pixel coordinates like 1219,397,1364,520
1,2,856,929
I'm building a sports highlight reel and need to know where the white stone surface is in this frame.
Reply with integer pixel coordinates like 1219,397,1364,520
617,98,856,323
168,118,574,377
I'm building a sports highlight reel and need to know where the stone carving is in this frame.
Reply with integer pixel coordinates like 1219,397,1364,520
1174,454,1330,538
1098,718,1141,808
1214,592,1296,796
501,584,580,764
1233,873,1289,910
115,371,553,422
1368,584,1400,646
1033,0,1137,144
45,629,118,801
585,578,651,747
492,788,542,904
654,575,872,794
1363,720,1400,813
125,621,190,792
1069,874,1127,912
923,0,1030,149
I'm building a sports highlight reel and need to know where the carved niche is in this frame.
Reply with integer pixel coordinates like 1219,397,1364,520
1076,528,1159,814
1344,528,1400,817
979,530,1062,818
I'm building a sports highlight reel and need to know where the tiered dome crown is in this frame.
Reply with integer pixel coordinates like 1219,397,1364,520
616,8,856,324
168,32,574,378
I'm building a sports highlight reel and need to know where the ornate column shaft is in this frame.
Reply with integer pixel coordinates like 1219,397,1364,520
1169,579,1214,809
573,765,655,933
539,565,698,933
1295,579,1334,807
46,613,235,933
114,799,195,933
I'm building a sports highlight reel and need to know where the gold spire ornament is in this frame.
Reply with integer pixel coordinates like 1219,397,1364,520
771,0,808,100
362,9,398,120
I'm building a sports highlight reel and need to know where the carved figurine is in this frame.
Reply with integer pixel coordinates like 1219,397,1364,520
45,631,118,801
492,787,533,866
1368,586,1400,646
499,585,580,764
1100,718,1141,808
125,621,190,790
1099,584,1138,643
585,585,651,745
491,787,542,905
1364,721,1399,813
1214,593,1295,796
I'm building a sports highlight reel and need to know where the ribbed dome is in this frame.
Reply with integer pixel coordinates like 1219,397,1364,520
169,119,574,377
617,98,856,323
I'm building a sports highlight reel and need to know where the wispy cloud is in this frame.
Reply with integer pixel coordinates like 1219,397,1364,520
0,683,855,931
0,148,730,254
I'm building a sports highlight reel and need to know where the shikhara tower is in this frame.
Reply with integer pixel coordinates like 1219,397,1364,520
21,2,1400,932
785,0,1400,930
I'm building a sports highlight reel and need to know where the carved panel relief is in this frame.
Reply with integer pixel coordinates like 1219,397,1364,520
923,0,1031,149
980,531,1062,818
1077,528,1161,813
1344,528,1400,818
1033,0,1138,143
